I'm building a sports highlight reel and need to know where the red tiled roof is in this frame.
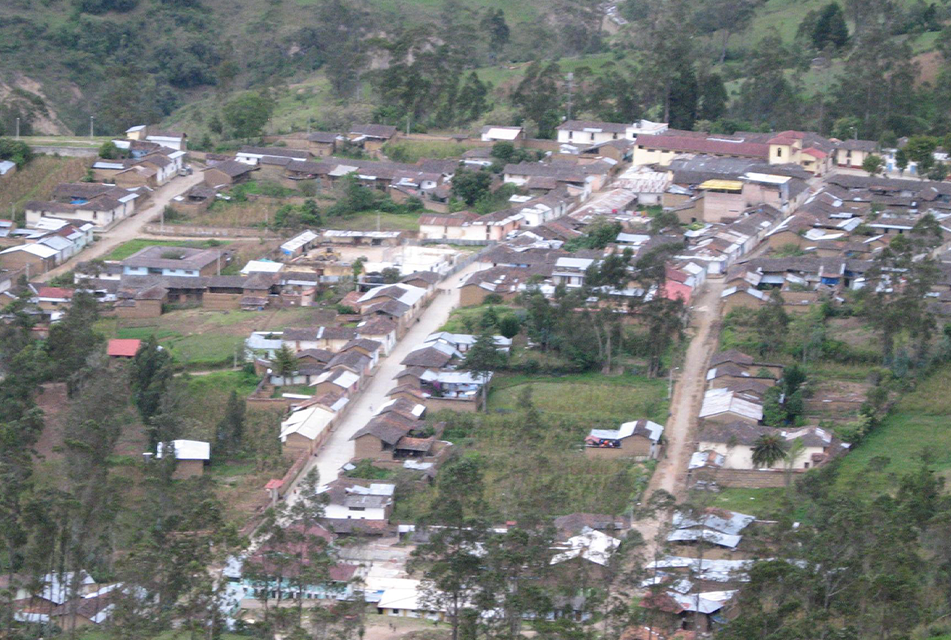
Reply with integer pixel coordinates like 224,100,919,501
37,287,73,299
107,338,141,357
803,147,827,159
264,479,284,490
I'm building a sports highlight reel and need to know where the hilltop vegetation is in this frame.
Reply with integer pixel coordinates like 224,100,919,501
4,0,951,146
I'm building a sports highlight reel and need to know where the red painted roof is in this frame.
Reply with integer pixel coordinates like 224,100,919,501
107,338,141,357
803,147,827,159
264,479,284,490
37,287,73,299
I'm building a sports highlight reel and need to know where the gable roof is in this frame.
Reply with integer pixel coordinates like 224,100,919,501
107,338,141,357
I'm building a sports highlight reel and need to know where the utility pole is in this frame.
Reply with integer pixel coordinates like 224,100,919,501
566,72,574,121
15,117,19,140
89,115,95,139
377,210,381,233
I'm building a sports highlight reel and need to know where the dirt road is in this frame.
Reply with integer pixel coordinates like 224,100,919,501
37,172,205,282
632,277,726,556
285,261,486,499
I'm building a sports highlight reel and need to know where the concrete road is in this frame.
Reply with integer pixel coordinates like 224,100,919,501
37,172,205,282
285,261,487,500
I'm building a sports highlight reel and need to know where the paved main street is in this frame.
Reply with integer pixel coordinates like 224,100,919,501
285,261,487,500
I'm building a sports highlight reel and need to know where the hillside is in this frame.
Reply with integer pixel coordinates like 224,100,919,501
0,0,597,137
2,0,949,144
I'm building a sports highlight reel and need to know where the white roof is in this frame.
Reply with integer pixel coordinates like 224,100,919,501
483,126,523,140
666,529,742,549
358,283,427,307
742,172,791,185
0,160,16,175
668,590,736,614
588,419,664,443
673,509,755,535
689,450,725,469
311,369,361,389
280,405,336,442
699,388,763,421
616,232,651,245
424,332,512,349
39,235,73,251
420,370,490,385
126,125,146,133
241,259,284,274
377,398,426,417
554,257,595,269
156,439,211,461
281,230,319,252
550,527,620,567
33,217,70,231
0,243,58,258
720,286,767,301
39,571,96,605
377,580,445,612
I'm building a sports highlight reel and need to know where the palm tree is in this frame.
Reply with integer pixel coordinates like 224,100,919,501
752,433,788,468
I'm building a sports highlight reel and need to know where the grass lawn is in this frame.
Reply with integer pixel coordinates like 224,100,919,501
96,306,329,368
707,487,790,519
836,365,951,494
327,211,421,232
488,372,669,424
104,238,231,261
383,139,478,163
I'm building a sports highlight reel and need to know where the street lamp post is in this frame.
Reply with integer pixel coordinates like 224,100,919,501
89,115,95,139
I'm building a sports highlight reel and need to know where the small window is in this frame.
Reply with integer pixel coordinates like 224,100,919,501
776,148,783,158
590,133,595,141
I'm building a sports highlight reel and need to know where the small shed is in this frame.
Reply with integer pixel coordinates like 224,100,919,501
107,339,141,358
155,439,211,478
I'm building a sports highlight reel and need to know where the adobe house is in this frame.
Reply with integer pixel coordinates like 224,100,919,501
585,419,664,461
203,160,256,187
155,440,210,479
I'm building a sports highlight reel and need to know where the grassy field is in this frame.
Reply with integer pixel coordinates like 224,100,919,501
104,239,231,261
835,365,951,493
328,211,422,232
488,372,669,424
0,156,87,215
394,371,668,521
96,306,329,368
383,140,478,163
707,487,789,518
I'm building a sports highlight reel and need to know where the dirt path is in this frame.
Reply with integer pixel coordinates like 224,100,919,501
285,262,487,500
633,277,726,557
37,172,205,282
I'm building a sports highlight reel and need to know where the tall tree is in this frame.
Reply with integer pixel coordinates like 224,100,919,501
131,335,174,427
411,458,489,640
811,3,849,51
214,390,245,459
222,92,274,141
45,291,103,382
462,331,504,408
